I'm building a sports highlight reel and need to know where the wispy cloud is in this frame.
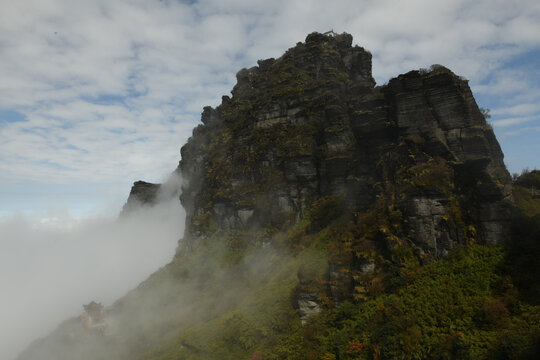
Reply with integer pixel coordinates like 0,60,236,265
492,116,537,128
492,103,540,117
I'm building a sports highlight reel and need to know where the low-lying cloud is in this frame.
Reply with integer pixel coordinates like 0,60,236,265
0,196,185,360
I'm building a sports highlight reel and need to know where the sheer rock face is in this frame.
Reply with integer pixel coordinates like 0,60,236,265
179,32,513,258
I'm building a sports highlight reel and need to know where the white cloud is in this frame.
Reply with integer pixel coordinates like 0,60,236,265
501,125,540,137
492,115,537,127
492,103,540,117
0,197,185,360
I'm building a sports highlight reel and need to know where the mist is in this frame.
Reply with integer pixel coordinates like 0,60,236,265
0,185,185,360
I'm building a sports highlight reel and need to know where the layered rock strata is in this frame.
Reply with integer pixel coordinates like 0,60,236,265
179,32,513,258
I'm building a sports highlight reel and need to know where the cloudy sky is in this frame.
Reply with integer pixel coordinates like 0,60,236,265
1,0,539,217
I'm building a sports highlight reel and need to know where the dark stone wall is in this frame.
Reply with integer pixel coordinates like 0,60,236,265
178,32,514,259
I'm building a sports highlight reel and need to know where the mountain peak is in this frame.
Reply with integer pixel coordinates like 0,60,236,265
20,32,537,360
179,32,513,260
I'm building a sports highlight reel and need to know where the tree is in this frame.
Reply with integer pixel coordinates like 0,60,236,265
479,107,491,119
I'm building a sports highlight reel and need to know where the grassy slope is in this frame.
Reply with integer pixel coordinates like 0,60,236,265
108,221,330,360
266,245,540,360
110,182,540,360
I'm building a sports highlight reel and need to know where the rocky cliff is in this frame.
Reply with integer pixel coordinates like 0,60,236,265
179,32,513,267
18,32,532,360
121,181,161,214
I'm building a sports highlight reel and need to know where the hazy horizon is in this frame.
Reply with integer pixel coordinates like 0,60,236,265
0,192,185,360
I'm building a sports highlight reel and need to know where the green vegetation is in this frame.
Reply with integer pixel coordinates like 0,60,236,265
262,245,540,360
508,170,540,304
111,183,540,360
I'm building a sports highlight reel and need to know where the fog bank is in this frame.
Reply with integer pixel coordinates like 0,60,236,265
0,197,185,360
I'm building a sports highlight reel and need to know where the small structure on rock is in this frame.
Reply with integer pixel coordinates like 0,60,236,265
323,29,337,37
81,301,107,334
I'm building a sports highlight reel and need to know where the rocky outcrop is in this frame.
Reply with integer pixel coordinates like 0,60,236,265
177,32,514,312
179,33,513,253
121,181,161,214
179,32,375,242
384,67,513,248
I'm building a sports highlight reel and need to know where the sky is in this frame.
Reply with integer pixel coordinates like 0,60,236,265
1,0,539,217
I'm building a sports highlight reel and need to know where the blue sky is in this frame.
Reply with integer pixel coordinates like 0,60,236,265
1,0,539,217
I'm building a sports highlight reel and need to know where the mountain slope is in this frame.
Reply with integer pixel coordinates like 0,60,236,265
17,32,540,360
